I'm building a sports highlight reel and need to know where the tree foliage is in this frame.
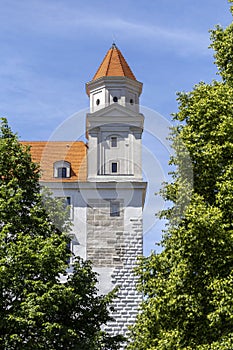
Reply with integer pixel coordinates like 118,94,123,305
0,118,122,349
128,3,233,350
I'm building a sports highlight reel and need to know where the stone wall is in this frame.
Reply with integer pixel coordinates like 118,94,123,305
105,217,143,340
87,199,143,347
87,198,124,267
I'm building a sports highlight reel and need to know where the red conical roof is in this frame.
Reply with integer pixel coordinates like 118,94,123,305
92,43,136,81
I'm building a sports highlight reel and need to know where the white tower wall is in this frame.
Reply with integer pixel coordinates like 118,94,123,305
85,46,147,344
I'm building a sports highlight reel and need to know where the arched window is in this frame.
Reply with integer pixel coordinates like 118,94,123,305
54,160,71,178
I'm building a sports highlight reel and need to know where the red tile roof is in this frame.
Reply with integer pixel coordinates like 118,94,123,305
21,141,87,182
93,43,136,81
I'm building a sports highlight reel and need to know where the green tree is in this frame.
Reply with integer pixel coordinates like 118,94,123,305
128,3,233,350
0,118,122,349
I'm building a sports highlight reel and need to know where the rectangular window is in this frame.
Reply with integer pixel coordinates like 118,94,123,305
67,239,72,264
67,233,79,265
110,201,120,217
56,197,73,220
66,196,71,206
111,136,117,147
59,196,71,209
58,167,67,178
111,162,118,173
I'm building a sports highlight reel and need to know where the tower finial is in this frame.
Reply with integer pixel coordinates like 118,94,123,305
112,32,117,49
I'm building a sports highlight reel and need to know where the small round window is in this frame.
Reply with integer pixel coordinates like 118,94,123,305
96,99,100,105
130,99,134,105
113,96,118,103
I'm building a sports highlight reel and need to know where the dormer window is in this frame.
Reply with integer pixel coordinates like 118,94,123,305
54,160,71,178
113,96,118,103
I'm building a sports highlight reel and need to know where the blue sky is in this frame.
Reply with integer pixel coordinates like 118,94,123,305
0,0,232,255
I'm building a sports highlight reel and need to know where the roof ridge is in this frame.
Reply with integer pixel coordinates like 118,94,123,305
106,47,114,77
115,47,125,77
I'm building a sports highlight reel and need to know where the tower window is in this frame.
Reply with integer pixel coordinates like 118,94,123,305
111,136,117,147
111,162,118,173
130,98,134,105
110,201,120,217
113,96,118,103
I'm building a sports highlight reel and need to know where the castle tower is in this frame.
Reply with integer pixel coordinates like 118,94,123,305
23,44,147,344
85,44,147,339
